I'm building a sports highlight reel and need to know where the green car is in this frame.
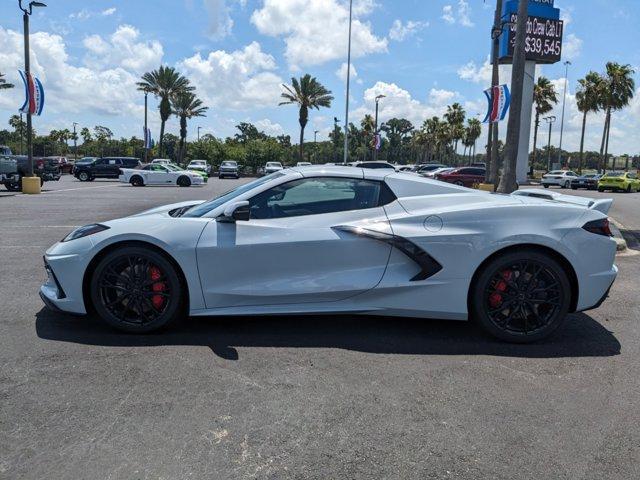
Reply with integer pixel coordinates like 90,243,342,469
167,164,208,182
597,172,639,193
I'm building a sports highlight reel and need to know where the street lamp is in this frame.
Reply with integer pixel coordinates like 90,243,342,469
18,0,47,181
72,122,78,159
373,94,386,161
343,0,353,164
543,115,556,172
333,117,340,163
313,130,319,164
557,60,571,165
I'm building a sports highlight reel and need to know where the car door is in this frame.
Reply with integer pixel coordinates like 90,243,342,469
196,176,393,309
92,158,109,177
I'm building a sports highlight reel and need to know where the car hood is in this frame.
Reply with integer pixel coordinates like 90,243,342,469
130,200,206,217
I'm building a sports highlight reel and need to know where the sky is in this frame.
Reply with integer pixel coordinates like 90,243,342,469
0,0,639,155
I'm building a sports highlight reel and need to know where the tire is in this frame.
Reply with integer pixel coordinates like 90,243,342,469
177,176,192,187
77,171,90,182
562,180,570,189
598,187,604,192
626,184,632,193
543,184,549,189
130,175,144,187
571,186,578,190
218,175,224,179
5,177,21,192
454,181,465,186
470,249,572,343
90,246,184,333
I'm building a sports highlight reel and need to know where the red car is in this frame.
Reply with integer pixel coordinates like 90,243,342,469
46,156,72,174
435,167,486,187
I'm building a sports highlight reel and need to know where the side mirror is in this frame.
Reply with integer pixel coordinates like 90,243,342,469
219,201,250,222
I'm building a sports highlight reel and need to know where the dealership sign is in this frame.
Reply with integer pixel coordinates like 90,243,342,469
499,0,563,65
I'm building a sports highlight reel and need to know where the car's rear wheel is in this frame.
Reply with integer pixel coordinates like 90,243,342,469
543,184,549,188
454,180,464,186
90,247,184,333
470,250,571,343
130,175,144,187
562,180,570,189
78,171,90,182
626,184,632,193
177,176,191,187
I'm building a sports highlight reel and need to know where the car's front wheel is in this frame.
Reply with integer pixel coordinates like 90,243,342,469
90,246,184,333
77,171,90,182
177,176,192,187
543,184,549,188
470,249,571,343
130,175,144,187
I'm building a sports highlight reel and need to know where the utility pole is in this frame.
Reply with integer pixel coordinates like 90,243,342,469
313,130,319,163
333,117,340,163
343,0,353,164
557,60,571,166
19,113,24,155
197,126,202,142
373,94,385,162
497,0,528,194
487,0,503,185
544,115,556,172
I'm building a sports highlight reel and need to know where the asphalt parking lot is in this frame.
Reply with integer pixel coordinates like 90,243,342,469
1,176,639,479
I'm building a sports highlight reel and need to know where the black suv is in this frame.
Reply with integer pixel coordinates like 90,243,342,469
74,157,140,181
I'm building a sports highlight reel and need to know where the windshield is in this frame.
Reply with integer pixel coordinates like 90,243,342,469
182,171,287,217
166,164,184,171
266,162,282,167
605,173,624,177
221,161,237,167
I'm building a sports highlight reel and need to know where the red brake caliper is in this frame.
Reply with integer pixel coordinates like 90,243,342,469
149,266,166,310
489,270,512,308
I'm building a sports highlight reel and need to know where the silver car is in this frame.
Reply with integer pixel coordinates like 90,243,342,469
219,160,239,179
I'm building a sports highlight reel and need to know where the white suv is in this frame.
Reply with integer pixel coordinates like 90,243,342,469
542,170,578,189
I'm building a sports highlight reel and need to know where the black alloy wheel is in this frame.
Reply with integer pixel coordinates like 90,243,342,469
177,176,191,187
90,247,183,333
130,175,144,187
78,171,90,182
471,250,571,343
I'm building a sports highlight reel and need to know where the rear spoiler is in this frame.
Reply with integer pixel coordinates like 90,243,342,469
512,189,613,215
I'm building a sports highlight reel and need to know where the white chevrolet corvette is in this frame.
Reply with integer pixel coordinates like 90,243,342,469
119,163,204,187
41,166,617,343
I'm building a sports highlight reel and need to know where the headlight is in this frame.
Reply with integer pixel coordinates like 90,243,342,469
62,224,110,242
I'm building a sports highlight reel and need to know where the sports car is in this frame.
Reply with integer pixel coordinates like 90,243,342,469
597,171,640,193
41,166,617,343
119,163,204,187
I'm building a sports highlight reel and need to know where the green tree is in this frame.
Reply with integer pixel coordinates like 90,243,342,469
464,118,482,163
531,76,558,169
80,127,92,143
279,74,333,161
381,118,414,164
444,103,466,156
137,66,193,157
171,91,208,164
575,71,602,174
598,62,635,172
0,72,14,90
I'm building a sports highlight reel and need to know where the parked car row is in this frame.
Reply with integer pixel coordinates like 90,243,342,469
543,170,640,193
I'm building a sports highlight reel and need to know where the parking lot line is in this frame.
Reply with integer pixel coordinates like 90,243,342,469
42,184,123,194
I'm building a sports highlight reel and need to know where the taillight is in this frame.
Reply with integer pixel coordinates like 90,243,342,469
583,218,612,237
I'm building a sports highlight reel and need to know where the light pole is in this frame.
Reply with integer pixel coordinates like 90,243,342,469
557,60,571,165
72,122,78,159
18,0,46,179
197,126,202,142
143,89,149,162
373,94,385,162
19,113,24,155
544,115,556,172
314,130,319,163
343,0,353,164
333,117,340,163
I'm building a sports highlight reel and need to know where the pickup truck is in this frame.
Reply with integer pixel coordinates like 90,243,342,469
0,155,62,191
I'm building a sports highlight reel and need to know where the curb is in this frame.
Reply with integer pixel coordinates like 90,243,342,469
609,219,627,253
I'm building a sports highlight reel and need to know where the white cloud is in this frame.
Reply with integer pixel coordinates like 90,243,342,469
204,0,234,39
336,62,358,83
69,7,117,20
102,8,117,16
250,0,388,68
457,56,515,87
389,19,429,42
83,25,163,75
351,82,459,127
178,41,284,110
442,1,474,27
0,27,145,119
254,118,285,136
562,34,583,60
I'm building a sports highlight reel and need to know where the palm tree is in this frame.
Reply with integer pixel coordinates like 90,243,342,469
137,66,193,157
598,62,635,172
575,72,602,174
465,118,482,163
171,92,208,164
531,77,558,169
279,74,333,161
0,71,14,90
444,103,466,157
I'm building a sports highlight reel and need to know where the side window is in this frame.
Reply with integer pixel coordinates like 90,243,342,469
249,177,383,220
108,159,117,165
94,159,106,166
628,173,636,179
